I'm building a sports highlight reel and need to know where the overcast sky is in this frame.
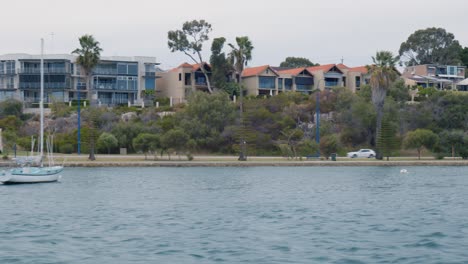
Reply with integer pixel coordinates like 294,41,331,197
1,0,467,69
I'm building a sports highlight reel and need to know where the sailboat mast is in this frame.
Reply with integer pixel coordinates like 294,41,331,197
40,38,44,160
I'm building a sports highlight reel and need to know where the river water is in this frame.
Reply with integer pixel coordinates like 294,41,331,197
1,166,468,263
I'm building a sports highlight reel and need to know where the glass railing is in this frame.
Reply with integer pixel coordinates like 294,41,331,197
0,70,15,75
93,69,118,75
144,72,156,77
94,84,117,90
325,81,339,87
19,68,69,74
296,85,313,91
19,82,71,89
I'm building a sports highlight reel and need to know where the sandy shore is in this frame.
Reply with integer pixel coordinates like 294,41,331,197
0,155,467,167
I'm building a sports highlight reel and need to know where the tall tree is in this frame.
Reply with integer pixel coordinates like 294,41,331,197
72,35,102,160
279,57,318,68
210,37,230,92
72,35,102,102
168,19,213,93
368,51,399,160
399,27,462,66
461,47,468,76
228,36,254,161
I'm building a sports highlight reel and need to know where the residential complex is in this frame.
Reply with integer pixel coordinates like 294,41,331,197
3,51,467,107
155,62,372,102
0,54,158,106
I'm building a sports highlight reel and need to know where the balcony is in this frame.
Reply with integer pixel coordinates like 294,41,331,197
93,69,117,75
94,84,117,90
0,70,15,75
19,68,69,74
19,82,71,89
144,72,156,77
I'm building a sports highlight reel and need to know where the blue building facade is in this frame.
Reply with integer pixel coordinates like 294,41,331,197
0,54,158,106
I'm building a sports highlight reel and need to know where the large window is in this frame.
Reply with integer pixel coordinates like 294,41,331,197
259,76,276,89
447,66,456,76
117,76,138,90
295,77,313,91
278,78,283,89
117,63,138,75
284,78,292,90
145,78,155,90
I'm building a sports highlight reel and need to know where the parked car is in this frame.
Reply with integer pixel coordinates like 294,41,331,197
346,149,376,158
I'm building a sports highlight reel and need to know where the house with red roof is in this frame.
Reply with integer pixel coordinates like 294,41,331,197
156,62,212,103
305,64,346,90
241,65,279,96
276,67,315,94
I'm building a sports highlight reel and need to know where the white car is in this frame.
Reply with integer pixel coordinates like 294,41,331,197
347,149,376,158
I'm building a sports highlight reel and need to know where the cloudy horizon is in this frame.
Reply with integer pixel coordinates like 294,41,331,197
1,0,467,70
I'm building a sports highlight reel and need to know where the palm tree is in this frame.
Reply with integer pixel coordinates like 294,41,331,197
228,37,254,161
368,51,399,160
72,34,102,102
72,34,102,161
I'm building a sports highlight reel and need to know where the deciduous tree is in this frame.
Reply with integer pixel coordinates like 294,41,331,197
399,27,462,66
168,19,213,93
279,57,318,68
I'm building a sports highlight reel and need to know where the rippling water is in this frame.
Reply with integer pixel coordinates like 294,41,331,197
1,166,468,263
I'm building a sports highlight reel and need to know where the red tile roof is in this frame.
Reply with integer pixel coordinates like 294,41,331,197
171,62,210,72
348,66,368,74
242,65,274,77
306,64,336,73
277,67,304,75
336,63,349,70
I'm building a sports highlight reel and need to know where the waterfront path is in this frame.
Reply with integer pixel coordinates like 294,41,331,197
1,154,467,167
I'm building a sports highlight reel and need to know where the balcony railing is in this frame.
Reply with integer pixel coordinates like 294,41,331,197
19,68,70,74
0,70,15,75
325,81,339,87
296,85,313,91
19,82,71,89
93,69,118,75
94,84,117,90
144,72,156,77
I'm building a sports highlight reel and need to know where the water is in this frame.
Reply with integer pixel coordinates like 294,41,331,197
1,166,468,263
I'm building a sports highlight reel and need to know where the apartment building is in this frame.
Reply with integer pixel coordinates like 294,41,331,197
402,64,466,89
0,54,158,106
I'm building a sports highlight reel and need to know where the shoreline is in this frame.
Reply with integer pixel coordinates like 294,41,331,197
1,159,467,167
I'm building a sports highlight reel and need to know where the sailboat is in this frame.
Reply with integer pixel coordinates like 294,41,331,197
1,39,64,184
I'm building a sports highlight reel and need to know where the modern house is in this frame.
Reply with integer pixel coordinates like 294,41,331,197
0,54,158,106
402,64,466,89
156,62,212,103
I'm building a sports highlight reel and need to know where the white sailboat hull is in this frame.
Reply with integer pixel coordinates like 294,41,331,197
1,166,63,184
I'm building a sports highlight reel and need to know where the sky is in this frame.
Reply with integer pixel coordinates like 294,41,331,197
1,0,467,70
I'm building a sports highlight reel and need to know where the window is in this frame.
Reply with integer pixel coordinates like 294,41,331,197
258,76,275,89
295,77,313,91
447,66,456,75
185,73,191,85
284,78,292,90
278,78,283,89
355,76,361,88
342,77,346,87
179,73,182,81
145,78,155,90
